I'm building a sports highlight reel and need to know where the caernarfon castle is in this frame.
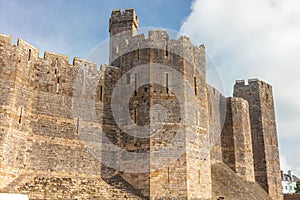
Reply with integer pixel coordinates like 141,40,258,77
0,8,283,200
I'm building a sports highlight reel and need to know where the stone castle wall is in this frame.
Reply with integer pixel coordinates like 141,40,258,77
0,33,146,200
0,8,283,200
234,79,283,200
221,97,255,182
107,10,212,198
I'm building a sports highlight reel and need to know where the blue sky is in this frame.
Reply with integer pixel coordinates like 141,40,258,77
0,0,192,59
1,0,300,177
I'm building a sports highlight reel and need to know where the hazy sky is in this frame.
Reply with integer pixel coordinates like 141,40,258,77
0,0,299,177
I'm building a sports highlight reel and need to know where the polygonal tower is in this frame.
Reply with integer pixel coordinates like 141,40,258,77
234,79,283,200
102,8,212,199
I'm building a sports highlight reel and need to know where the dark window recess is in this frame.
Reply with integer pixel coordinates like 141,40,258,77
194,77,197,95
166,73,169,94
56,78,60,94
76,118,80,134
99,86,103,102
134,74,137,96
55,58,58,74
18,107,23,124
135,49,140,59
126,73,131,84
134,108,137,123
165,39,169,57
28,49,31,61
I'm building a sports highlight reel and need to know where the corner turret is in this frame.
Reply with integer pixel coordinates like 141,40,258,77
109,8,139,37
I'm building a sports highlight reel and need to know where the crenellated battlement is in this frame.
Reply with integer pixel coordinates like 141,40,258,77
109,8,138,36
235,78,272,89
110,29,206,67
0,34,98,69
0,8,283,200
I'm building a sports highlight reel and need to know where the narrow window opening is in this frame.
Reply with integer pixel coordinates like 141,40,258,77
198,170,201,184
266,93,269,103
19,107,23,124
167,167,170,182
165,39,169,57
136,42,140,60
136,49,140,59
76,118,80,134
115,46,119,54
99,86,103,102
126,73,131,84
165,73,169,94
28,49,31,61
194,76,197,95
134,108,137,123
213,88,216,95
56,78,60,94
134,73,137,96
55,58,58,74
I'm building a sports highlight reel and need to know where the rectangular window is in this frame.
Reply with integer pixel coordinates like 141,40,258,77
19,107,23,124
134,73,137,96
55,58,58,74
126,73,131,84
166,73,169,94
194,76,197,95
28,49,31,61
56,78,60,94
135,49,140,59
134,108,137,123
165,39,169,57
99,86,103,102
76,118,80,134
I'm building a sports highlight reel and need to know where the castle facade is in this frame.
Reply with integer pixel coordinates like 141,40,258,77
0,8,282,200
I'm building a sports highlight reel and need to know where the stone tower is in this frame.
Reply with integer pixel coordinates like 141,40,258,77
221,97,255,182
234,79,283,200
104,8,212,199
109,8,139,66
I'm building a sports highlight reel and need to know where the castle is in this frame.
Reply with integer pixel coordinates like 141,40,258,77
0,8,283,200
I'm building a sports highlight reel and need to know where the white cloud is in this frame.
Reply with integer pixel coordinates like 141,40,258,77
180,0,300,176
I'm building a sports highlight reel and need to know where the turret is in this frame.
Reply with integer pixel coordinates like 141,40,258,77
109,8,139,65
109,8,138,37
234,79,283,200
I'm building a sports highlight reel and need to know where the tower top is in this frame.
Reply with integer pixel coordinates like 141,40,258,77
109,8,139,37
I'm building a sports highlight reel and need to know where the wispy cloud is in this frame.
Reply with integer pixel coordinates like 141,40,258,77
180,0,300,176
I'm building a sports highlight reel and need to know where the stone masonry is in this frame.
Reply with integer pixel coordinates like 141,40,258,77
0,8,283,200
234,79,283,200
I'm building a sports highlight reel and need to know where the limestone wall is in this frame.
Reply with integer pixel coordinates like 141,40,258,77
221,97,255,182
234,79,283,200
